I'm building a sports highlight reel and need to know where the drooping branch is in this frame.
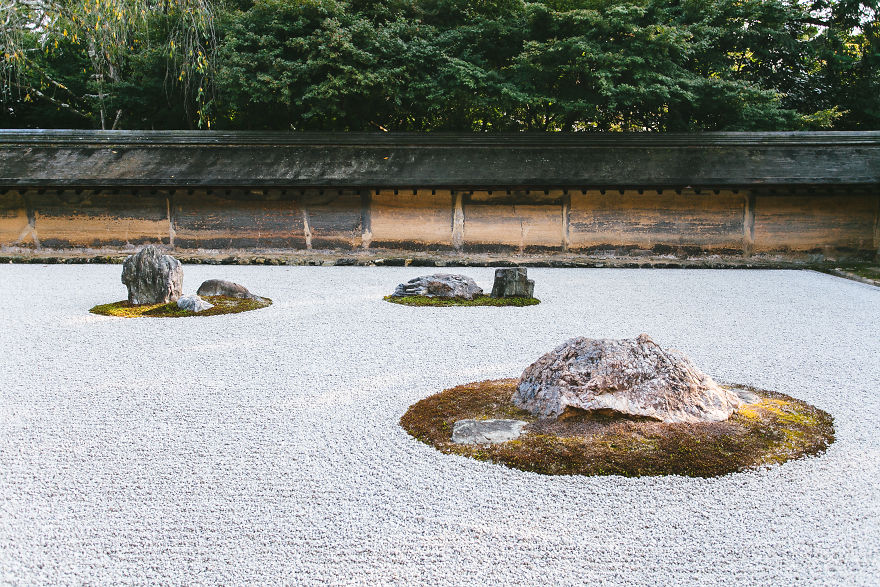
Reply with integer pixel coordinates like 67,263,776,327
2,0,218,127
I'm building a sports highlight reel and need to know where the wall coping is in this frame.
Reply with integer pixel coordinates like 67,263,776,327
2,130,879,188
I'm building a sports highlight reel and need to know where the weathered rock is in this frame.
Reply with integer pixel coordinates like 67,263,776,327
177,294,213,313
121,246,183,305
514,334,742,423
491,267,534,298
452,419,528,444
197,279,258,300
732,387,761,404
391,274,483,300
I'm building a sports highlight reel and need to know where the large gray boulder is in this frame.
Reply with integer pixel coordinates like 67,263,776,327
514,334,742,423
491,267,534,298
391,274,483,300
452,419,528,444
121,246,183,305
197,279,258,300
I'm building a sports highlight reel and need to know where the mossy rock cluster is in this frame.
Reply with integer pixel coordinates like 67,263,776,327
90,296,271,318
384,295,540,307
400,379,834,478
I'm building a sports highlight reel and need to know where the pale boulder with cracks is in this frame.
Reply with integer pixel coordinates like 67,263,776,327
514,334,742,423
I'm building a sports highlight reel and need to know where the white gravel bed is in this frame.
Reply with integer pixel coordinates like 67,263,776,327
1,265,878,585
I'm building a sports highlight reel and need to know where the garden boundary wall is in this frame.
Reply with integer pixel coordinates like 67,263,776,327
1,131,878,263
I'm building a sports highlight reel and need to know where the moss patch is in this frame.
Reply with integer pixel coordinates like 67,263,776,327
90,295,271,318
400,378,834,477
842,265,880,282
385,295,540,307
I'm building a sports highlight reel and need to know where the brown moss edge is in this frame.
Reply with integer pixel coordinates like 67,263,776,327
90,295,272,318
384,295,540,307
400,378,835,478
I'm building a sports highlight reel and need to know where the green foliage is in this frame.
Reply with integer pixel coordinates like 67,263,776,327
2,0,216,129
805,0,880,129
3,0,878,130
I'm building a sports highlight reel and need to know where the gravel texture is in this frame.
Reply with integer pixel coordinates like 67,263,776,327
1,265,878,585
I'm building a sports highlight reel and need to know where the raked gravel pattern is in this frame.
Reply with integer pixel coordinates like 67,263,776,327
1,265,878,585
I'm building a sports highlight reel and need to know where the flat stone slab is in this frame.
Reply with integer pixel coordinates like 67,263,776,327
451,419,528,444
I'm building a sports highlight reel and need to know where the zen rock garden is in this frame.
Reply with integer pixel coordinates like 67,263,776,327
91,245,271,318
402,334,834,477
6,253,870,585
88,250,835,477
386,267,539,306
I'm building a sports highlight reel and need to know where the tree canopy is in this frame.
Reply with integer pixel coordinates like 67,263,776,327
2,0,878,130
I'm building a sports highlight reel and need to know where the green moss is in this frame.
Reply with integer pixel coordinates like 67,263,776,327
820,263,880,284
384,295,540,307
90,295,272,318
848,265,880,281
399,379,835,478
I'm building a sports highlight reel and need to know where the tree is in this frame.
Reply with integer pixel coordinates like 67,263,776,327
804,0,879,128
4,0,879,130
2,0,217,128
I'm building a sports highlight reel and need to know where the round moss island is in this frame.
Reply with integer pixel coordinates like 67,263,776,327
387,271,539,307
384,295,540,307
400,378,834,478
90,295,272,318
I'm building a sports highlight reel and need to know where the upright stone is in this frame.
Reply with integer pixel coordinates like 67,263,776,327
121,245,183,305
491,267,534,298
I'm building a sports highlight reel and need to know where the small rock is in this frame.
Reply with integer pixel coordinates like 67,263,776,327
452,419,528,444
732,387,761,404
121,245,183,305
391,274,483,300
177,294,213,313
491,267,535,298
514,334,742,423
196,279,258,300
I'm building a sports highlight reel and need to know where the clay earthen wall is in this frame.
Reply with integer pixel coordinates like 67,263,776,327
1,186,877,259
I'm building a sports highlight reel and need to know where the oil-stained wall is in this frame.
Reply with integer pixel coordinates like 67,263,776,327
173,189,305,249
1,189,169,248
569,189,747,253
753,191,877,254
370,189,454,250
0,190,30,246
301,190,364,249
0,187,877,259
462,190,564,252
